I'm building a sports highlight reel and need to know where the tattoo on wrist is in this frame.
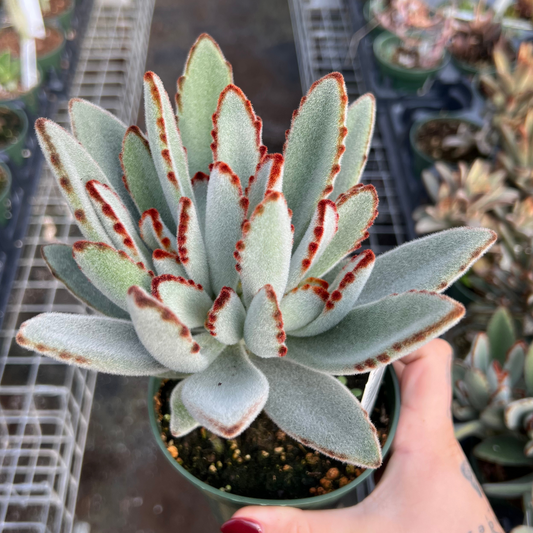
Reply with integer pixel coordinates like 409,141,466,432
461,460,483,498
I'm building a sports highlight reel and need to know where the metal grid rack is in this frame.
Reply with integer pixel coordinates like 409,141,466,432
0,0,155,531
288,0,410,253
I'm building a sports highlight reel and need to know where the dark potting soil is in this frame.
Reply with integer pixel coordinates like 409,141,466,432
42,0,71,18
155,374,392,500
0,107,22,148
478,459,533,485
0,27,64,59
416,119,482,163
449,31,513,70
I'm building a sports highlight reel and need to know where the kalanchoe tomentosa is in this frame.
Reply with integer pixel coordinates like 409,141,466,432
16,34,496,468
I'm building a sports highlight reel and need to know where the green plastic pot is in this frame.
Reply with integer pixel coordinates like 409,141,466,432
0,105,28,167
409,115,482,176
0,68,43,115
451,55,496,77
44,0,75,32
148,366,400,525
37,27,66,77
0,161,12,225
373,33,449,92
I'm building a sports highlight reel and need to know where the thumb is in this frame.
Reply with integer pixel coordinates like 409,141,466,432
392,338,456,453
222,504,373,533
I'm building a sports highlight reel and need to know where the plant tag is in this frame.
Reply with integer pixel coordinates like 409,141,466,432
361,366,386,413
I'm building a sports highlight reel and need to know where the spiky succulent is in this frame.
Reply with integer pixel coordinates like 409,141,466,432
480,41,533,129
454,308,533,499
413,159,519,235
16,34,496,468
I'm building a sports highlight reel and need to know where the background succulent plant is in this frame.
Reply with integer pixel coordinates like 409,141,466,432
454,308,533,501
16,34,495,468
414,159,519,235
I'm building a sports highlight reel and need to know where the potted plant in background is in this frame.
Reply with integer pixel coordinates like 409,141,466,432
0,161,12,225
40,0,75,33
0,24,65,79
452,308,533,522
0,51,42,114
371,0,453,91
409,115,491,175
448,3,514,76
0,103,28,166
15,34,497,524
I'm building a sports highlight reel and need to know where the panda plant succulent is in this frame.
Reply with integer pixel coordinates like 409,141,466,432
16,34,496,471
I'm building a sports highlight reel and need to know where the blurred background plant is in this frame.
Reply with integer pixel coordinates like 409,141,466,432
371,0,453,68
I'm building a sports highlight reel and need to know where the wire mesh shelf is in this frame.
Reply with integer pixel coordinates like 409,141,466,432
0,0,155,531
288,0,410,252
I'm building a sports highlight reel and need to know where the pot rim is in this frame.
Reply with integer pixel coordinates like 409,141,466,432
373,32,450,75
0,103,29,152
409,114,483,166
148,365,400,508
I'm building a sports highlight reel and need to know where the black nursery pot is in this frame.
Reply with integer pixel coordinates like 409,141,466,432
148,366,400,525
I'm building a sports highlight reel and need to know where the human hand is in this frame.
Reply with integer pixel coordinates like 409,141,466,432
220,339,504,533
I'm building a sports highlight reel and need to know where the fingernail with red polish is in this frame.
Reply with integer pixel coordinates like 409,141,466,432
220,517,263,533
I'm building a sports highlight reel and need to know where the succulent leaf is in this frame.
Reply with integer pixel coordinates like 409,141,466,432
286,199,338,291
152,249,188,278
42,244,128,319
16,313,167,375
505,342,527,387
465,333,491,374
252,356,381,467
479,405,506,431
177,197,211,294
488,307,516,365
246,154,284,216
244,285,287,358
86,180,152,266
463,368,491,411
139,208,176,253
205,287,246,345
482,473,533,498
170,380,200,437
356,228,497,306
305,185,378,280
332,94,375,200
282,73,348,246
152,274,212,329
291,250,375,337
474,434,533,466
191,172,209,236
143,71,193,218
35,119,113,244
181,344,269,438
237,191,293,305
69,98,138,218
126,286,221,373
176,33,233,176
286,291,464,374
121,126,175,230
212,84,264,189
205,162,247,294
505,398,533,430
280,283,329,332
453,402,478,421
73,241,153,311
